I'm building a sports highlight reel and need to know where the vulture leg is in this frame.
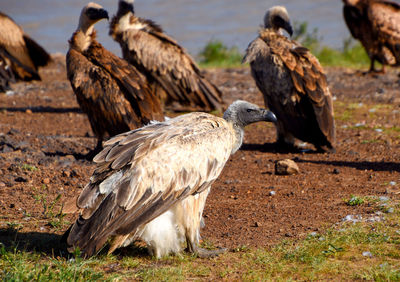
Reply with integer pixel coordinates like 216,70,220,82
275,121,295,148
366,57,385,74
185,237,227,258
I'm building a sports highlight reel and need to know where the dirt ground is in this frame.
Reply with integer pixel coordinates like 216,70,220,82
0,55,399,255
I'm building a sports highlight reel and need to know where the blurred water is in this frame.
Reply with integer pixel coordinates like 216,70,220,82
0,0,391,57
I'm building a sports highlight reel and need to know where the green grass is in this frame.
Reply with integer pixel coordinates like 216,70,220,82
197,21,370,69
198,40,243,68
1,199,398,280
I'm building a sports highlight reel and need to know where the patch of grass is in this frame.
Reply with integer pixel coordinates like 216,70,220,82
198,40,243,68
346,195,365,206
31,186,68,230
20,164,38,171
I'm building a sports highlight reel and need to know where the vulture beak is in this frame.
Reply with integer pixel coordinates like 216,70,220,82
262,109,277,123
87,7,109,21
285,22,293,37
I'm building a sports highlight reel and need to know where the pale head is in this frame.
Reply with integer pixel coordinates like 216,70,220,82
223,100,276,128
78,2,109,33
263,6,293,36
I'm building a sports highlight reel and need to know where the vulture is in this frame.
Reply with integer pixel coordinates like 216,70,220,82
109,0,223,112
0,11,51,92
243,6,336,152
67,3,164,155
343,0,400,73
64,100,277,258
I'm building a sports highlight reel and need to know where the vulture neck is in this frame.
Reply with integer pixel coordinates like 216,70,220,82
72,24,96,52
229,122,245,154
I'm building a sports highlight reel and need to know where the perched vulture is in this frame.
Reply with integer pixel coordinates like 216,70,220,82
243,6,335,152
109,0,223,112
64,100,277,258
67,3,164,154
343,0,400,73
0,11,51,92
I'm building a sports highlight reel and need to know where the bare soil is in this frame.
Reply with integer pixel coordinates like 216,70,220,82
0,55,399,255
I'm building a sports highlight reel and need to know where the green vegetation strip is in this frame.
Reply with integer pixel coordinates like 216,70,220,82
197,21,370,69
1,198,399,281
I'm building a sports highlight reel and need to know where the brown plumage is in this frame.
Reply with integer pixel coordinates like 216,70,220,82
243,6,335,152
343,0,400,73
67,3,164,154
63,100,276,258
0,11,51,92
109,0,223,112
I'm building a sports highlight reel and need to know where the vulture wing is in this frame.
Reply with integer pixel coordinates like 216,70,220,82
369,0,400,62
66,113,233,257
120,24,222,111
0,12,50,81
67,38,163,138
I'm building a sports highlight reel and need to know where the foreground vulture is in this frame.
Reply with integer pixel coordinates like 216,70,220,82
0,11,51,92
67,3,164,155
243,6,335,152
109,0,223,112
64,100,277,258
343,0,400,73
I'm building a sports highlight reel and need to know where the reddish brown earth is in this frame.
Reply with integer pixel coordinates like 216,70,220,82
0,55,399,255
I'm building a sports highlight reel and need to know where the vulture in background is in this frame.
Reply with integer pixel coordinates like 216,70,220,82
343,0,400,73
67,2,164,155
0,11,51,92
64,100,277,258
109,0,223,112
243,6,335,152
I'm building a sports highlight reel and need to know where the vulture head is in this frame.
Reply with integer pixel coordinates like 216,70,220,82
117,0,135,16
223,100,277,127
78,2,109,34
263,6,293,36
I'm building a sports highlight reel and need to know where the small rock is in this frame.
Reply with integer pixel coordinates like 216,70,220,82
254,222,262,227
333,168,340,174
9,203,15,208
362,251,373,258
25,109,32,114
379,196,389,202
269,191,276,196
43,178,50,184
14,176,28,183
0,182,5,188
389,181,397,186
275,159,299,175
62,170,71,177
386,208,394,214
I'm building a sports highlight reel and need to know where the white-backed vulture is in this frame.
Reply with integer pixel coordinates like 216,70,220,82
243,6,335,152
0,11,51,92
67,3,164,155
109,0,223,112
64,100,277,258
343,0,400,73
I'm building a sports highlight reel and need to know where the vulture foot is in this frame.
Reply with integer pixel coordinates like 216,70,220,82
195,247,228,258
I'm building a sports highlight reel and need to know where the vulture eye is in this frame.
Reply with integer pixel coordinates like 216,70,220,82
247,109,254,113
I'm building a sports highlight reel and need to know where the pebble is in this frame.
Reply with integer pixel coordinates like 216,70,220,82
0,182,5,187
379,196,389,202
375,128,383,133
14,176,28,183
362,251,373,258
269,191,276,196
275,159,299,175
25,109,32,114
389,181,397,186
333,168,340,174
43,178,50,184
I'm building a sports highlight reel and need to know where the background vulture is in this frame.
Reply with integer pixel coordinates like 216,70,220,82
109,0,223,112
64,100,277,258
243,6,336,152
343,0,400,73
0,11,51,92
67,2,164,156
